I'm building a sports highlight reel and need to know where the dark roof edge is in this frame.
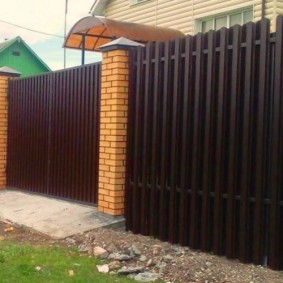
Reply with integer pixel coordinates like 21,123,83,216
0,66,21,77
100,37,144,51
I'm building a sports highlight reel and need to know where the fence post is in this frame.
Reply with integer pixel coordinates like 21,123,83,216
0,67,20,189
98,38,142,216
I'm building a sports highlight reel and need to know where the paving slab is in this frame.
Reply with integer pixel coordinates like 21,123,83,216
0,190,124,239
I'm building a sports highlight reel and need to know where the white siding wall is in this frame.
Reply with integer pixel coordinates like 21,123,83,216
105,0,194,33
278,0,283,14
102,0,283,33
276,0,283,29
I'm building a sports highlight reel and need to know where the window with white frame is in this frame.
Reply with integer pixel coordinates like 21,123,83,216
198,9,253,33
129,0,149,5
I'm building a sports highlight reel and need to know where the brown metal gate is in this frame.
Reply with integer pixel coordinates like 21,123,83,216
7,63,101,204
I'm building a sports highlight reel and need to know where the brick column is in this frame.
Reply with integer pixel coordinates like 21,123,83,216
0,67,20,189
98,38,142,216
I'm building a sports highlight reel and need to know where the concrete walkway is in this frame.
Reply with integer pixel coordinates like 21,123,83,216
0,190,124,239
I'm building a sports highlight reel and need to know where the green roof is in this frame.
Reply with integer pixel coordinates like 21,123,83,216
0,38,15,52
0,36,51,73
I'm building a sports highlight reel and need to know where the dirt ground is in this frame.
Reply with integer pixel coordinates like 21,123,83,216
0,221,282,283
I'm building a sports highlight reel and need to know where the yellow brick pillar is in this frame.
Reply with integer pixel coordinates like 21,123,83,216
98,38,142,216
0,67,21,189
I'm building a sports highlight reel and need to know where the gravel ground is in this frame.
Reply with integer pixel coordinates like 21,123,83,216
0,221,282,283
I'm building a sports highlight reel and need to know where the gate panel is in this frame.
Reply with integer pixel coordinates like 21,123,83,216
7,75,50,194
7,63,101,204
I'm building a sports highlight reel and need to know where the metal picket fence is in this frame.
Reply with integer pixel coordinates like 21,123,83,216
126,17,283,269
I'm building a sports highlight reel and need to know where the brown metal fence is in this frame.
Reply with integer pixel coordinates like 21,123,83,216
7,63,101,204
126,17,283,269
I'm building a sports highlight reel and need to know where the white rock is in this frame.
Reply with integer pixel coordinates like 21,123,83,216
107,243,118,253
146,259,154,267
131,244,142,255
93,246,109,259
108,261,121,270
163,254,174,262
118,266,144,275
139,255,147,262
96,264,109,273
134,272,160,282
109,252,134,261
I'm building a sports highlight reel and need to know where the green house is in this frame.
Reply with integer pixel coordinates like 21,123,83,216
0,36,51,77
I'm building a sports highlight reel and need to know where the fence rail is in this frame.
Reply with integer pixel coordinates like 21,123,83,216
7,63,101,204
126,17,283,269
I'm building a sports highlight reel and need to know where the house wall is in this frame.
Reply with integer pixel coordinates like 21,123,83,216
278,0,283,13
0,42,49,77
102,0,280,33
277,0,283,24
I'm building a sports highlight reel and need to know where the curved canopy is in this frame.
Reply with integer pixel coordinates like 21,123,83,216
64,16,185,52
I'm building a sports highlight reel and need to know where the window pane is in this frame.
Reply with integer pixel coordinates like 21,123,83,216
202,19,213,32
230,13,242,26
243,10,253,24
215,16,227,30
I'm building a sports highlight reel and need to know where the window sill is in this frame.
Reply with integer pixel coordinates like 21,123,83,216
130,0,154,7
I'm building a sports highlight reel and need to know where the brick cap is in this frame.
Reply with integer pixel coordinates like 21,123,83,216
0,66,21,77
100,37,145,52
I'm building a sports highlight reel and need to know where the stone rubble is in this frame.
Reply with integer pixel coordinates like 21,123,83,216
65,228,283,283
2,220,282,283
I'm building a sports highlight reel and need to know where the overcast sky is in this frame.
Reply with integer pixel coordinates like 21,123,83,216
0,0,101,70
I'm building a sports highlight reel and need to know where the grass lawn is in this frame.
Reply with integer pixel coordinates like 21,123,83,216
0,241,135,283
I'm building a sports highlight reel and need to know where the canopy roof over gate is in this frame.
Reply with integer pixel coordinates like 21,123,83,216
64,16,185,52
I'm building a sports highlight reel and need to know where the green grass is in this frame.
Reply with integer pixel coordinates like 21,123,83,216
0,241,135,283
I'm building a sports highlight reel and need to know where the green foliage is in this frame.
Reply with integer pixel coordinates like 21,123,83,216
0,241,135,283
